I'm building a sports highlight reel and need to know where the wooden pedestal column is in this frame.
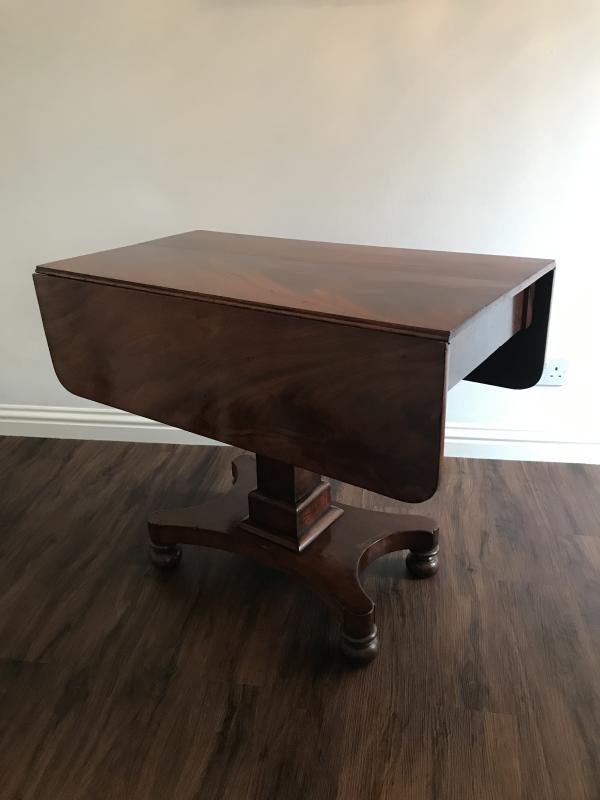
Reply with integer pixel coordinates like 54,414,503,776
149,454,439,664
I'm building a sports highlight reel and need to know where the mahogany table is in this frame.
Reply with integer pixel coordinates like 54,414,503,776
34,230,555,663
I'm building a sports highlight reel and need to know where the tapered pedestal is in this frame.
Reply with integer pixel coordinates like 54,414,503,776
149,454,439,664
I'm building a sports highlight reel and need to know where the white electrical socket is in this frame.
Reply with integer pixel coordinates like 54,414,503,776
538,358,568,386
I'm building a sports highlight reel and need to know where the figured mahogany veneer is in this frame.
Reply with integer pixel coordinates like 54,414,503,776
35,229,549,340
34,229,555,503
33,229,555,662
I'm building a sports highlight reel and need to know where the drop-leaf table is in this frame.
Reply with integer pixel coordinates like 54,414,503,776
34,230,554,663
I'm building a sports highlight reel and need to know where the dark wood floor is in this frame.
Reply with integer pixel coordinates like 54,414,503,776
0,437,598,800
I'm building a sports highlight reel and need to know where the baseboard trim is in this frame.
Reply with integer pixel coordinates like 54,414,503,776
0,404,219,446
444,422,600,463
1,404,599,463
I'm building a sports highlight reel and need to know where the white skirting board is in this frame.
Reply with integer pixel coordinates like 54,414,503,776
1,404,599,464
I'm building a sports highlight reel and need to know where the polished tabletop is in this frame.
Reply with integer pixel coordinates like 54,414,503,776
37,230,555,340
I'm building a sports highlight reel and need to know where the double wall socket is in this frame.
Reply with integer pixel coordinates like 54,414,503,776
538,359,568,386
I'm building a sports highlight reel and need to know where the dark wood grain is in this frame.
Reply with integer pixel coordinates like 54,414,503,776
149,453,439,661
36,229,554,339
33,231,556,503
242,455,344,551
1,437,599,799
33,274,447,502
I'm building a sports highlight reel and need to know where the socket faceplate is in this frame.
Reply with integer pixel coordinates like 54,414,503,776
538,359,568,386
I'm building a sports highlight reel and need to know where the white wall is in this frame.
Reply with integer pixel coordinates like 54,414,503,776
1,0,599,459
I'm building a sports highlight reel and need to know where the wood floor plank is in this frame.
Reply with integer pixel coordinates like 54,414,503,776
0,436,599,799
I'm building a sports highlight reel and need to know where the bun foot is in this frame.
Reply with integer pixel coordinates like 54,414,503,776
406,545,439,578
340,626,379,665
150,543,182,570
149,455,440,662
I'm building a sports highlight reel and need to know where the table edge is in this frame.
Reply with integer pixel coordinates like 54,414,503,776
34,255,556,343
